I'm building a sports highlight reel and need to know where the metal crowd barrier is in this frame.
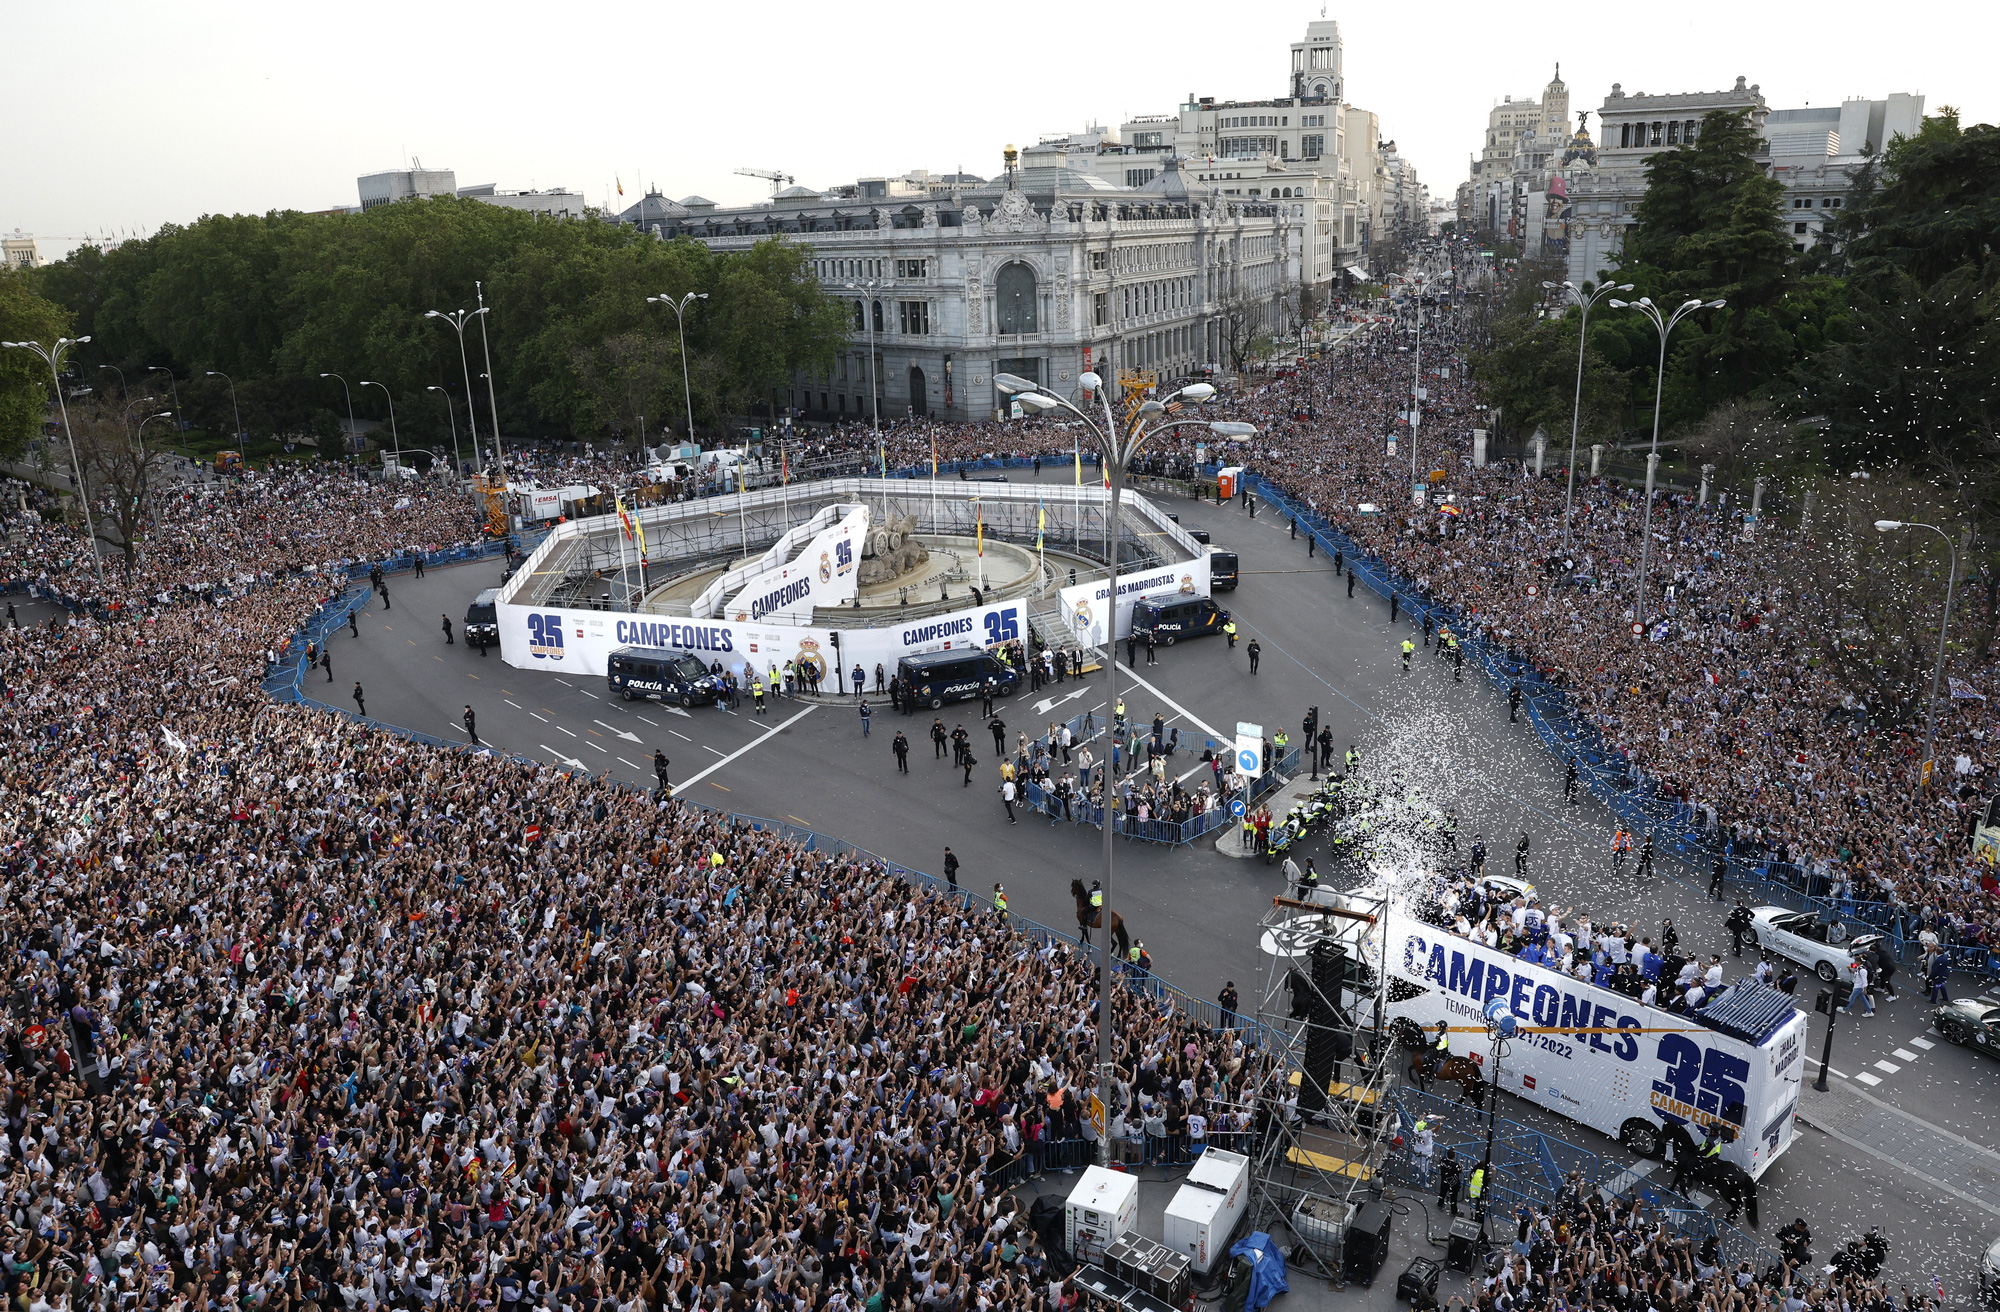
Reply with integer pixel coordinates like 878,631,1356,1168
1247,475,2000,985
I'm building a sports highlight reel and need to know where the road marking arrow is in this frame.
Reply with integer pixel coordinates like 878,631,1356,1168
1032,687,1090,716
594,719,643,743
539,745,590,771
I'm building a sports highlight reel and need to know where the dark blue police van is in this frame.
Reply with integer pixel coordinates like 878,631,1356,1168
895,648,1022,710
607,646,725,707
1130,595,1229,644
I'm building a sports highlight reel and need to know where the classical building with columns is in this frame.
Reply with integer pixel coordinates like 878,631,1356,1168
638,148,1293,423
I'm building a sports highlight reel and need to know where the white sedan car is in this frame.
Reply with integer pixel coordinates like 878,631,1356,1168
1745,906,1883,982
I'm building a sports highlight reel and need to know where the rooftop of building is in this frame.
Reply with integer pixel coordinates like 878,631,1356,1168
1601,76,1764,111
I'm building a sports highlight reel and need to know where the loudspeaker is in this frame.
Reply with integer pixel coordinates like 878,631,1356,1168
1445,1217,1482,1272
1344,1200,1393,1283
1300,941,1349,1114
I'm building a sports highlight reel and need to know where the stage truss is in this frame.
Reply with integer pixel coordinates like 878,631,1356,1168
1244,888,1401,1283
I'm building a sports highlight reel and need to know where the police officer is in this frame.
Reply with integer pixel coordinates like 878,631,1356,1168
1401,637,1415,673
752,674,767,715
993,883,1009,921
989,714,1007,756
1469,834,1488,877
950,722,970,765
943,846,961,891
1273,729,1289,761
1223,618,1238,648
654,749,671,793
1246,638,1261,674
1437,1147,1463,1215
441,613,454,645
1636,833,1656,879
1468,1158,1489,1220
892,730,910,773
1709,855,1728,899
1345,745,1361,773
1564,756,1580,804
1725,899,1755,957
1515,831,1530,876
1508,681,1523,722
1410,1119,1435,1186
1090,880,1104,917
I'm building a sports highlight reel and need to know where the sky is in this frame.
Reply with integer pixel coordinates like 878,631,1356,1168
8,0,1995,263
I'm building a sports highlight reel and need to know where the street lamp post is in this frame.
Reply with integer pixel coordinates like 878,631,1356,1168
97,365,128,418
2,336,102,581
476,283,506,468
1542,279,1632,548
319,373,359,459
427,386,464,476
204,370,244,445
147,365,185,456
843,282,881,433
358,381,403,469
995,368,1255,1167
426,306,499,470
644,291,710,447
1875,520,1959,786
137,411,174,513
1607,294,1724,628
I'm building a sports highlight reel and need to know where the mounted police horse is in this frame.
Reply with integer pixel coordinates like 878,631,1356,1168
1661,1120,1760,1228
1390,1017,1490,1109
1071,880,1131,957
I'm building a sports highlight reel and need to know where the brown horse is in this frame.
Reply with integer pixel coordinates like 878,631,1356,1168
1390,1018,1489,1108
1071,880,1132,958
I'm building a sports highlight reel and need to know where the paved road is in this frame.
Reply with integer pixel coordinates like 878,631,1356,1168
329,471,2000,1296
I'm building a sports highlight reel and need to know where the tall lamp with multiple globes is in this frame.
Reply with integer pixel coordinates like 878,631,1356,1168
993,366,1255,1164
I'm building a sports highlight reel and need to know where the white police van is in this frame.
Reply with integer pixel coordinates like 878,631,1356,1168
606,646,725,707
1305,889,1808,1178
895,648,1022,710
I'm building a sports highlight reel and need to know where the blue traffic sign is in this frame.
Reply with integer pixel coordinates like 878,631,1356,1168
1237,748,1259,773
1230,800,1246,817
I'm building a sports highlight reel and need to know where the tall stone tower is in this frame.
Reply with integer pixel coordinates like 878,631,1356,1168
1290,19,1343,102
1542,64,1571,141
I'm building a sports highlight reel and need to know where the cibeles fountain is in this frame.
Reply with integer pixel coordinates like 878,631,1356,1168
645,502,1047,621
494,476,1215,680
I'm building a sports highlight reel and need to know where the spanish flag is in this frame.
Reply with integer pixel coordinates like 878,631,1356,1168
931,436,938,479
617,494,635,542
781,446,788,485
976,504,984,557
616,175,624,197
1073,438,1082,487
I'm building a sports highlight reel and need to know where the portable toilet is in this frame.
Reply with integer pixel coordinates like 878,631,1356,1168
1217,466,1244,499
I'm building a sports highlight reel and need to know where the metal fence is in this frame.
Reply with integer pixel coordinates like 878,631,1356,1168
1247,476,2000,985
1387,1086,1779,1274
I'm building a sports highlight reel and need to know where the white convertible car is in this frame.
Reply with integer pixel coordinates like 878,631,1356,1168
1745,906,1884,982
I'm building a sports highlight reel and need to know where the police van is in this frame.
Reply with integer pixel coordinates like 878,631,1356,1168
1209,550,1240,590
606,646,726,707
896,648,1022,710
463,589,501,650
1130,596,1228,644
1300,888,1808,1178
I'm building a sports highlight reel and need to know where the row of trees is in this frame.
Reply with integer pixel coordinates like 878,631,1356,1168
0,198,853,461
1473,107,1998,496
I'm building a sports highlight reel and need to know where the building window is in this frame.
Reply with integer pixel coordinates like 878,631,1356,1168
852,300,866,331
1303,134,1324,159
1619,123,1632,148
996,263,1038,334
1125,168,1157,187
895,258,928,279
1667,121,1680,144
1134,131,1163,147
872,300,884,333
1794,222,1809,235
1825,197,1841,208
1685,120,1698,141
1090,250,1109,271
898,301,931,335
1093,291,1109,326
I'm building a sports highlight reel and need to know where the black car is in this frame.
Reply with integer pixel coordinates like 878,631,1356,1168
1130,595,1228,644
464,588,501,649
607,646,725,707
1934,998,2000,1054
896,649,1022,709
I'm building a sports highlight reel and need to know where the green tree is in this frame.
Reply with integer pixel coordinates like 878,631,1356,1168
0,273,72,460
1805,110,2000,477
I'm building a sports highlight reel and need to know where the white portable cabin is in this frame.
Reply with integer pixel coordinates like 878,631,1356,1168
1065,1166,1138,1262
1163,1148,1250,1274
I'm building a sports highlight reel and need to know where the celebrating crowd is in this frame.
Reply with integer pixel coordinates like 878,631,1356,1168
0,461,1269,1312
2,247,1986,1312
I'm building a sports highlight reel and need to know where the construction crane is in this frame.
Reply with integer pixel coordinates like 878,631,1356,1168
734,167,794,198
